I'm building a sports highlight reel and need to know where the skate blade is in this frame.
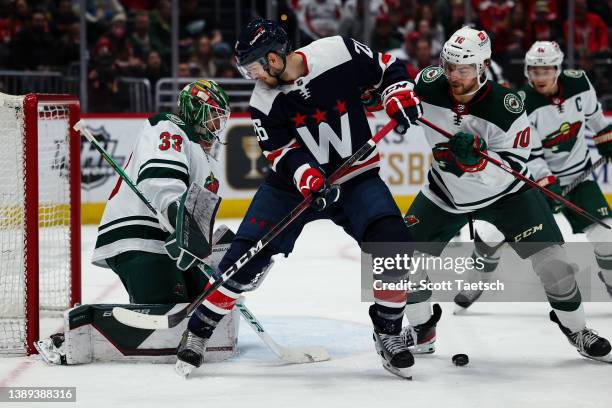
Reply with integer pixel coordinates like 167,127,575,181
410,342,435,355
579,351,612,364
175,360,197,377
381,359,413,380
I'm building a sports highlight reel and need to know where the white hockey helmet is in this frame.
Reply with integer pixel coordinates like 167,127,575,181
440,26,492,92
524,41,564,83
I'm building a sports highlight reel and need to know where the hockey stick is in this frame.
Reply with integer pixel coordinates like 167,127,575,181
418,117,610,230
74,120,329,364
562,156,609,195
109,119,398,330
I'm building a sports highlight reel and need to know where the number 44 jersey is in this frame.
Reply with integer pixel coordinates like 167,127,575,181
92,113,219,268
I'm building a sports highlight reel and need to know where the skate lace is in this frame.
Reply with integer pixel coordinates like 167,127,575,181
571,328,599,351
185,332,207,353
380,333,408,354
400,326,417,347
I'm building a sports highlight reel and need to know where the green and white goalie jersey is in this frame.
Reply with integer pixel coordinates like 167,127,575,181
519,70,609,185
92,113,220,268
415,66,532,213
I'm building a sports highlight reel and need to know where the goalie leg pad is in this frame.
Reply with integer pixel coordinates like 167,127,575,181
36,303,239,365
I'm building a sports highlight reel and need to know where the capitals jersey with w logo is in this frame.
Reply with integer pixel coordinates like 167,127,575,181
249,36,409,190
520,70,609,185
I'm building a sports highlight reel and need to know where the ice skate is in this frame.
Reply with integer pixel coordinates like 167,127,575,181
370,306,414,379
550,311,612,363
175,329,209,377
402,303,442,354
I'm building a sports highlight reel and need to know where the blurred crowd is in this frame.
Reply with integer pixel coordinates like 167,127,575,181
0,0,610,111
289,0,611,88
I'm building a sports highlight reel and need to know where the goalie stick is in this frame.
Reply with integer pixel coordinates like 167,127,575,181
418,117,610,230
107,119,398,330
562,156,609,195
74,120,329,364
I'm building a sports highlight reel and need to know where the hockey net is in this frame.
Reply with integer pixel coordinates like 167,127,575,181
0,93,81,355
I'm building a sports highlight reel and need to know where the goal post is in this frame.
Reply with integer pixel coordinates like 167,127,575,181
0,93,81,355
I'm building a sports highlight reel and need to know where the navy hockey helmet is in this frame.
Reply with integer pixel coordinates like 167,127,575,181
235,18,291,79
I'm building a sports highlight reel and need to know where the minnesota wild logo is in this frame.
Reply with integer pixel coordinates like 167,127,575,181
204,172,219,193
542,121,582,153
404,214,420,227
503,93,523,113
563,69,584,78
166,114,185,126
421,66,443,83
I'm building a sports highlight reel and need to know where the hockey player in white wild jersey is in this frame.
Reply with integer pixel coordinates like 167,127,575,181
398,28,611,362
34,80,239,365
454,42,612,315
91,79,230,303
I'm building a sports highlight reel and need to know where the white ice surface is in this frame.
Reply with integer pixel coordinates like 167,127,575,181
1,216,611,408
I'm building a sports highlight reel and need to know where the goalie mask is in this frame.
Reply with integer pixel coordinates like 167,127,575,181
440,27,491,95
177,79,230,145
235,18,291,80
524,41,564,86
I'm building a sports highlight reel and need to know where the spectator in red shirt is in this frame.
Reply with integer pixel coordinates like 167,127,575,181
563,0,609,54
477,0,514,33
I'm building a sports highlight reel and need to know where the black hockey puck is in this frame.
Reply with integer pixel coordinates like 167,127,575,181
452,353,469,366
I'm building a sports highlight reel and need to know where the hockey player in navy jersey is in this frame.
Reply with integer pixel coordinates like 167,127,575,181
175,19,423,379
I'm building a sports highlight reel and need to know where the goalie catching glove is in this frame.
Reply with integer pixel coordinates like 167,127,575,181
448,131,488,172
164,183,221,270
593,124,612,159
293,164,340,212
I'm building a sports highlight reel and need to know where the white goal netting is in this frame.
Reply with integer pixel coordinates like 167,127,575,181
0,94,76,354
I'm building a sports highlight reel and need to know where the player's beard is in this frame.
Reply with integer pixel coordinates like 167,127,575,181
449,78,479,96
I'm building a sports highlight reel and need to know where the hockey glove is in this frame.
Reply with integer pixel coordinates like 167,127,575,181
593,124,612,159
536,175,563,213
449,132,488,172
294,164,340,211
382,81,423,135
164,232,198,270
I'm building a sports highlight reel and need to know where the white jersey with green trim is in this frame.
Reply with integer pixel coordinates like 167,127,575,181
414,66,533,214
91,113,219,268
520,70,608,186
